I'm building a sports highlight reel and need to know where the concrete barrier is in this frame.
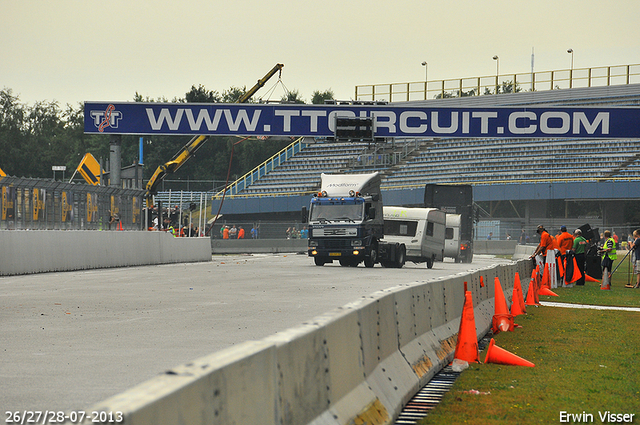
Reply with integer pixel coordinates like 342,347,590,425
209,239,525,257
0,231,211,276
80,259,533,425
473,240,518,255
211,238,307,254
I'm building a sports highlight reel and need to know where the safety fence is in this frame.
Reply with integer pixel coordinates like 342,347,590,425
0,176,144,231
355,63,640,102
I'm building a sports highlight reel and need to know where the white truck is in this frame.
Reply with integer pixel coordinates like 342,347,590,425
304,173,406,268
382,206,446,268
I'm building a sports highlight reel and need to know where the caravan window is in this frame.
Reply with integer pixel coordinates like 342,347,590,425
445,227,454,239
426,221,434,236
384,220,418,237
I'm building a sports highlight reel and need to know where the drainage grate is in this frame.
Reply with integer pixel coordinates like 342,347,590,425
394,366,460,424
394,336,491,424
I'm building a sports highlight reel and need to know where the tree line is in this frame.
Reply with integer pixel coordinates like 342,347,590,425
0,86,334,185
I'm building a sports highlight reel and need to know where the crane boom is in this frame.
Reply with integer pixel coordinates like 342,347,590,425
238,63,284,103
144,64,284,208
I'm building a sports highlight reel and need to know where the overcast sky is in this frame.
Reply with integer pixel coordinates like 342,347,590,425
2,0,639,107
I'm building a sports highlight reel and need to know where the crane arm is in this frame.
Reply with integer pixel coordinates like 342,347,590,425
144,64,284,208
145,135,208,203
238,63,284,103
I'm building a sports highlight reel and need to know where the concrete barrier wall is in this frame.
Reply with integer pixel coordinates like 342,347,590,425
82,259,533,425
0,231,211,276
211,238,308,254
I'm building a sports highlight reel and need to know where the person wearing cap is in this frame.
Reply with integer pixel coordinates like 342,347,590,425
556,225,575,286
530,225,559,287
531,225,556,258
572,229,588,286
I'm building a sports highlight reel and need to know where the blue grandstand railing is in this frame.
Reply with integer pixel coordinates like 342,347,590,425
213,136,308,198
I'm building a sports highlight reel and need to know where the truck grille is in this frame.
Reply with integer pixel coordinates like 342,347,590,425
320,239,350,249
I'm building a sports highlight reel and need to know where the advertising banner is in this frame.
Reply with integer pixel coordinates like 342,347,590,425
84,102,640,139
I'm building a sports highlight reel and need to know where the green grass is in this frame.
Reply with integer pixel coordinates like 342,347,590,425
419,258,640,425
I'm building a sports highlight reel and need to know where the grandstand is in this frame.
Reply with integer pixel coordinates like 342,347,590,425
212,83,640,194
198,77,640,236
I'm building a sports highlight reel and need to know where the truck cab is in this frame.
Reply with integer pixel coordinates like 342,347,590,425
306,173,386,267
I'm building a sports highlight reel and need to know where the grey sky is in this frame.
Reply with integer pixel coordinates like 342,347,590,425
2,0,639,106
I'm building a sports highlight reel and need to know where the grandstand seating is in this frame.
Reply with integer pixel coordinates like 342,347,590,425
225,135,640,195
240,140,372,195
156,83,640,200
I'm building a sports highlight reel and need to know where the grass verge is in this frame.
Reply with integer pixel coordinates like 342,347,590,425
419,259,640,425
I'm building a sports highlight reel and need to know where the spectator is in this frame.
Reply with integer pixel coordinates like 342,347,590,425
599,230,617,282
237,226,245,239
627,229,640,289
229,225,238,239
519,229,527,244
572,229,588,286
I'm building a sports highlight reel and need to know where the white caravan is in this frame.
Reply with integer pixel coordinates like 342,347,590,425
382,206,446,268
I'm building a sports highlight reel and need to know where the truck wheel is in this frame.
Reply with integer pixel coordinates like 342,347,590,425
426,256,434,269
364,244,377,268
339,259,350,267
314,257,325,266
395,245,406,268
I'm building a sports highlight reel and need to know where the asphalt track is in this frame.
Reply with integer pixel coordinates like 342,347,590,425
1,253,513,413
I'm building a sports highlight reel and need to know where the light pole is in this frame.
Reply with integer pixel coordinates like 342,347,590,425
493,55,499,94
421,61,428,99
567,48,574,88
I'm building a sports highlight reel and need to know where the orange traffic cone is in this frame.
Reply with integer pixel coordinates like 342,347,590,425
510,272,526,316
585,274,600,283
540,264,551,289
525,269,541,306
492,277,514,333
453,291,479,363
480,275,485,288
484,338,535,367
568,256,582,284
539,286,559,297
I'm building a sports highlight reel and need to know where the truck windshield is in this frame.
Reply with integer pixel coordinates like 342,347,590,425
310,201,364,222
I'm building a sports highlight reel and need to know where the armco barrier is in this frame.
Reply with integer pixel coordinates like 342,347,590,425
79,259,532,425
0,231,211,276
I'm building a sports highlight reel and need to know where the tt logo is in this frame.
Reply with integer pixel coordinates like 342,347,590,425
90,104,123,132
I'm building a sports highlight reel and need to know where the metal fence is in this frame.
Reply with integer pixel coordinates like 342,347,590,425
0,176,144,230
355,63,640,102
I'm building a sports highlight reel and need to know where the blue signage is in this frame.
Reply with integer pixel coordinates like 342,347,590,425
84,102,640,138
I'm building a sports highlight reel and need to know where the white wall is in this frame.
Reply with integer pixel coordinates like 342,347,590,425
0,231,210,276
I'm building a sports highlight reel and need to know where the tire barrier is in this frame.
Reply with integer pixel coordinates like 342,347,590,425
78,260,532,425
0,231,211,276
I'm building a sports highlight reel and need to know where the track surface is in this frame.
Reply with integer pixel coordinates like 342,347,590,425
1,253,512,412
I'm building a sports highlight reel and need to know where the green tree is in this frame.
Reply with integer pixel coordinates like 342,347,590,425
311,89,334,104
281,89,305,104
184,85,221,103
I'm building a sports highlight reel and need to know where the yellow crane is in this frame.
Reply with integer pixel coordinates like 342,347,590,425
144,64,284,208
